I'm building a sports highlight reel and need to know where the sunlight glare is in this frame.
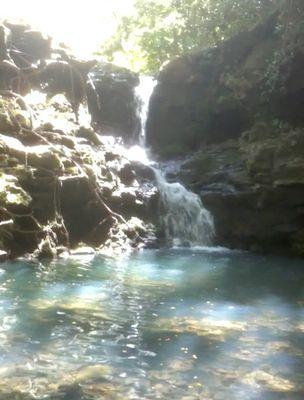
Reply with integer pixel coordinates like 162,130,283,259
126,145,150,165
3,0,135,58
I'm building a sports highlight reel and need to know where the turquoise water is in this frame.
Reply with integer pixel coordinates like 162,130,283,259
0,248,303,399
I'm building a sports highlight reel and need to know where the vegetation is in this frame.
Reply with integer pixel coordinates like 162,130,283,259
100,0,282,73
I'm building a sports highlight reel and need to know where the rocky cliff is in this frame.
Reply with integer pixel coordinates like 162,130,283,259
0,21,157,261
147,9,304,256
0,94,158,261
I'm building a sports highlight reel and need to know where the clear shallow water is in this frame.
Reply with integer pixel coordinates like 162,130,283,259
0,249,303,399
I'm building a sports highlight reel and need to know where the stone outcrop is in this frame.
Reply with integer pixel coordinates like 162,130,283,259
166,123,304,256
0,21,157,260
148,10,304,256
146,12,304,157
87,62,140,141
0,21,142,141
0,94,157,260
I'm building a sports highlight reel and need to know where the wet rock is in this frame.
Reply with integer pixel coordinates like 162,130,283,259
55,383,84,400
99,216,156,255
35,234,57,260
72,364,111,383
173,127,304,256
130,161,155,181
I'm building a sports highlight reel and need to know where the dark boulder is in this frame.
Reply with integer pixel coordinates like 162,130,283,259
146,13,288,157
87,62,140,141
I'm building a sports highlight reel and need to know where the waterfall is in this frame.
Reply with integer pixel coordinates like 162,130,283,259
153,169,214,246
135,76,156,147
134,76,214,247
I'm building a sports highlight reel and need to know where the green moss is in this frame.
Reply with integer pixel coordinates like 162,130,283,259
0,174,32,208
0,111,14,132
12,110,31,129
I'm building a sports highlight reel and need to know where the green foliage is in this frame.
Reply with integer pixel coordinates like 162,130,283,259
262,1,304,98
100,0,279,73
263,48,292,97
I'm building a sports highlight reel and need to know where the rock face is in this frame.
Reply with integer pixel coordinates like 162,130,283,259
0,94,158,259
0,21,158,260
146,12,304,157
0,21,97,127
87,62,140,141
0,21,142,140
166,124,304,256
148,10,304,256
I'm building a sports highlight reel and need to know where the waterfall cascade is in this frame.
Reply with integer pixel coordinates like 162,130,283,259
134,76,214,246
135,76,156,147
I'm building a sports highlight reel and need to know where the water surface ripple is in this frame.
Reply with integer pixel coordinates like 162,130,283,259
0,248,303,399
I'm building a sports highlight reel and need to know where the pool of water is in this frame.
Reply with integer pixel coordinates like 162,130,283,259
0,248,303,399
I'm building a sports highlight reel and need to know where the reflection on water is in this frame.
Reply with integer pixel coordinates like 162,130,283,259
0,249,303,399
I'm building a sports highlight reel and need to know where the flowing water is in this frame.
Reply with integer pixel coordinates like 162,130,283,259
154,169,214,246
0,249,303,399
135,76,157,147
133,76,214,246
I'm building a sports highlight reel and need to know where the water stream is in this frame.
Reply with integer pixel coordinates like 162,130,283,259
154,169,214,246
133,76,214,246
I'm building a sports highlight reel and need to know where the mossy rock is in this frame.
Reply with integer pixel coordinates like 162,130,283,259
0,173,32,208
0,111,14,132
32,152,64,171
12,110,32,129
